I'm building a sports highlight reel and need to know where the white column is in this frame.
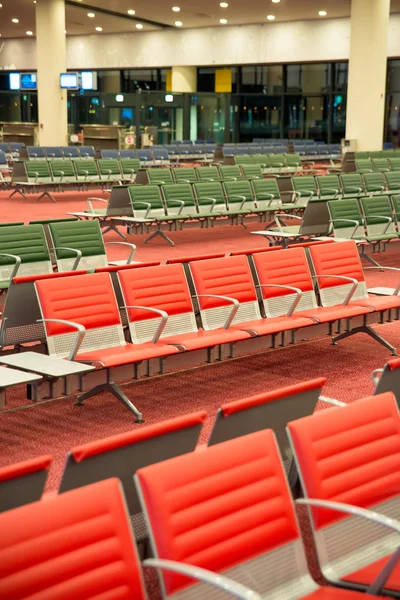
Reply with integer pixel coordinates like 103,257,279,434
36,0,68,146
345,0,390,151
171,66,196,93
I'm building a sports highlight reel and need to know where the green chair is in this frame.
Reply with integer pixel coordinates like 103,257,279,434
355,158,373,173
291,176,318,204
382,149,395,158
218,165,242,181
394,148,400,157
372,158,390,172
355,151,370,160
384,171,400,194
285,153,302,172
252,154,270,168
146,168,174,185
369,150,382,159
360,195,399,243
172,167,197,184
391,194,400,228
234,155,253,166
192,181,227,217
327,199,365,240
49,219,135,272
240,164,263,180
195,166,220,182
315,175,341,199
161,184,198,218
363,172,386,194
269,154,286,173
128,184,166,219
222,180,257,215
339,173,365,197
97,159,123,182
74,159,101,184
389,158,400,171
120,158,141,180
49,159,77,184
251,178,285,212
0,224,52,289
11,160,56,202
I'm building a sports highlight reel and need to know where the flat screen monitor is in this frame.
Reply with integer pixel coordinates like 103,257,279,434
81,71,97,90
21,73,37,90
9,73,21,91
60,72,79,90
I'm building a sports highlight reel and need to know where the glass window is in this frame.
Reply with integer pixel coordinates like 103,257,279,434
332,93,346,143
333,62,348,91
284,95,329,141
197,68,215,93
387,60,400,93
160,69,171,91
386,93,400,146
239,95,281,142
195,94,225,143
121,69,158,92
286,63,331,94
240,65,283,93
0,93,21,122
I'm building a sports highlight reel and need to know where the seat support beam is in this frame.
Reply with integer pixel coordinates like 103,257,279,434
76,382,144,423
332,325,397,355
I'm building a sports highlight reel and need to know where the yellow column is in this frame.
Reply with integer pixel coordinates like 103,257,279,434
171,66,196,93
36,0,68,146
345,0,390,151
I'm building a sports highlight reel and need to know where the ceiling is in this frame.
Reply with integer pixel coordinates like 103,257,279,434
1,0,400,39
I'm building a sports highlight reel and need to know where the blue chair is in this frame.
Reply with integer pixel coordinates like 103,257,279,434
45,147,63,159
236,146,250,155
192,144,206,157
119,149,136,159
101,149,119,159
0,143,10,154
0,150,8,168
27,146,45,159
79,146,95,159
10,143,25,157
273,145,288,154
62,146,80,159
383,142,394,150
152,148,169,164
136,149,154,165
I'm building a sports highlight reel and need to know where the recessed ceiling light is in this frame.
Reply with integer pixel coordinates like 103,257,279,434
272,0,280,3
175,20,182,26
219,18,227,24
127,9,135,15
318,10,327,16
267,14,275,20
87,12,95,17
172,6,180,11
136,23,143,28
95,26,102,31
220,2,228,7
0,4,3,8
11,18,19,23
26,31,33,35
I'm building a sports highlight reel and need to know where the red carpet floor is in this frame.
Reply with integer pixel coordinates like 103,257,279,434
1,188,400,597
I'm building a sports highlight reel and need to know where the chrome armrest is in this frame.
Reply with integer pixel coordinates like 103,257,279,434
366,215,393,234
298,189,315,197
82,170,89,176
200,197,218,212
0,253,21,280
257,283,303,317
58,171,65,181
229,194,249,209
87,197,108,214
122,305,168,343
329,218,362,240
167,199,185,215
37,318,86,360
256,193,275,207
345,186,363,194
274,213,302,233
144,558,262,600
314,274,359,305
194,293,239,329
132,201,151,218
106,242,136,264
363,266,400,294
321,187,339,198
371,367,384,387
32,171,39,183
318,396,346,407
54,247,82,271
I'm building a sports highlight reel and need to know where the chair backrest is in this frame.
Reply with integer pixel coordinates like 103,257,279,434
389,157,400,171
241,164,263,179
286,153,302,166
374,357,400,405
291,175,317,196
74,159,99,177
192,181,226,211
355,151,370,160
10,142,24,153
118,263,198,343
35,272,124,359
44,146,62,159
120,157,141,175
340,173,364,195
235,154,253,165
363,171,385,192
269,153,286,167
208,379,325,468
252,153,269,165
253,246,318,317
153,148,169,161
119,149,136,159
316,174,340,196
97,158,122,177
0,478,147,600
128,184,165,217
137,149,153,162
309,239,368,305
0,455,52,512
166,252,226,264
223,179,254,209
189,255,261,329
355,158,373,173
49,219,107,271
26,160,52,181
0,143,9,153
195,166,220,181
147,168,173,185
372,157,389,172
0,224,52,280
62,146,79,158
384,170,400,190
79,145,95,158
219,165,242,181
251,177,280,200
162,183,196,212
327,198,364,239
136,430,317,598
360,195,396,234
0,150,8,165
173,167,197,183
49,159,76,180
101,149,119,159
27,146,45,159
59,412,207,518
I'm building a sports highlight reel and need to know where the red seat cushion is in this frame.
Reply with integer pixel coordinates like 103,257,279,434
342,555,400,592
162,328,251,351
296,304,372,323
305,587,386,599
230,315,314,335
76,342,179,367
351,296,400,312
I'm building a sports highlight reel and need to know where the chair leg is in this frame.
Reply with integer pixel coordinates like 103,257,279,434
332,325,397,355
76,382,144,422
102,222,127,240
37,190,56,203
145,229,174,246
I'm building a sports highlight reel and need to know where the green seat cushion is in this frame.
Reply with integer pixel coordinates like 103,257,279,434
49,220,105,259
0,224,50,265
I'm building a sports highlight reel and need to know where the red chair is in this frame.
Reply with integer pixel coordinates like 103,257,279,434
166,252,226,264
287,392,400,596
136,429,386,599
372,356,400,405
0,455,52,512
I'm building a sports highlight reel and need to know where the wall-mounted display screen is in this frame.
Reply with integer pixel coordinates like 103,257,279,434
21,73,37,90
9,73,21,90
60,72,79,90
81,71,98,90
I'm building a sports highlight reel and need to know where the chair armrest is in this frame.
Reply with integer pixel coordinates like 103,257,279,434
314,274,359,305
345,186,363,193
257,283,303,317
321,188,339,198
297,189,315,197
82,170,89,176
37,318,86,360
122,305,168,343
228,195,249,209
143,558,262,600
199,197,217,212
366,215,393,234
274,213,302,232
329,218,362,239
194,294,239,329
105,242,136,264
132,201,151,218
32,171,40,183
54,247,82,271
364,266,400,294
87,197,108,214
371,367,384,387
0,253,21,279
318,396,346,407
166,199,185,215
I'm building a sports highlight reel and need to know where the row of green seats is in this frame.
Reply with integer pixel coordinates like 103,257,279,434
234,153,303,171
355,149,400,160
355,157,400,173
145,165,265,185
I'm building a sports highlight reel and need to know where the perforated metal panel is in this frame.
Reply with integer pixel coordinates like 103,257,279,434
201,301,260,330
257,199,282,211
0,261,52,282
320,281,368,307
128,312,197,345
169,540,318,600
47,324,125,359
366,222,397,237
264,291,316,318
57,255,108,272
3,322,46,347
316,496,400,582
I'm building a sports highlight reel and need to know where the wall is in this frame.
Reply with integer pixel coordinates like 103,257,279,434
1,14,400,71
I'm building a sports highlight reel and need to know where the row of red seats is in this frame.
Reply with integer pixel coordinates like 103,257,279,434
1,388,399,598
